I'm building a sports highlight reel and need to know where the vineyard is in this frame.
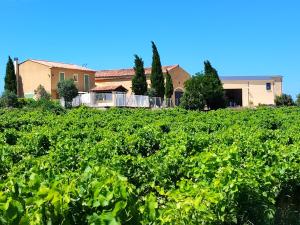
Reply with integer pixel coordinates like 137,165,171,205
0,106,300,225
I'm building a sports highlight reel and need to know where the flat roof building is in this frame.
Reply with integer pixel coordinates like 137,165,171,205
221,76,283,107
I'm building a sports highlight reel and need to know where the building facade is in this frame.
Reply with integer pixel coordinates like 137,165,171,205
95,65,191,105
221,76,283,107
16,59,96,99
14,58,283,107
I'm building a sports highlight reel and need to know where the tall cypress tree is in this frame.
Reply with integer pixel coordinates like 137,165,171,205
4,56,17,94
202,60,226,109
165,70,174,98
150,41,165,98
132,55,147,95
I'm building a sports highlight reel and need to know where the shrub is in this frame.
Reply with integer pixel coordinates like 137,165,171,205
57,79,78,108
18,98,64,114
296,94,300,106
34,84,51,100
0,90,18,108
180,74,205,110
275,94,294,106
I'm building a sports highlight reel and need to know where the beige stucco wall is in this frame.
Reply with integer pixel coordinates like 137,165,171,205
95,78,136,95
51,68,95,98
95,66,191,104
18,60,96,99
18,61,51,98
222,78,282,106
168,66,190,103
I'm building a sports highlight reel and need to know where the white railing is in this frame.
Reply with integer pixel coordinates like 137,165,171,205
61,93,173,108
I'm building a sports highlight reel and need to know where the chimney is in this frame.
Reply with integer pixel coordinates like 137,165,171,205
13,57,19,96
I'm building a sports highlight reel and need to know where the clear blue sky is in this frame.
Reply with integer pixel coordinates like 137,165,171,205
0,0,299,97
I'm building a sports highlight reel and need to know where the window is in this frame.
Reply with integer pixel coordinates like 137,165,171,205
73,74,78,82
59,72,65,81
95,93,113,102
266,82,271,91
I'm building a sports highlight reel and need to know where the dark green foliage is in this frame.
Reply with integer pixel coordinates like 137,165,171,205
34,84,51,100
132,55,147,95
165,70,174,98
150,41,165,98
16,98,64,114
4,130,18,145
180,61,226,110
57,79,78,108
274,182,300,225
4,56,17,94
147,88,156,97
180,73,205,110
202,61,226,110
35,134,51,156
275,94,294,106
296,94,300,106
0,90,18,108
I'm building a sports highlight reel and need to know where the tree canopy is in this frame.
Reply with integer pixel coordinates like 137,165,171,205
4,56,17,94
275,94,294,106
165,70,174,99
150,41,165,98
57,79,78,108
180,61,226,110
180,73,205,110
202,61,226,110
132,55,147,95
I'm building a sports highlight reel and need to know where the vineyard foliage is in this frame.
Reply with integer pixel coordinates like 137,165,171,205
0,107,300,224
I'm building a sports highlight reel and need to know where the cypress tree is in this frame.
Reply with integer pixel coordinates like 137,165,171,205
202,60,226,109
165,70,174,98
132,55,147,95
4,56,17,94
150,41,165,98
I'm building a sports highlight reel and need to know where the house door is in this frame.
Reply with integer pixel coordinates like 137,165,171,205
84,75,90,92
175,90,184,106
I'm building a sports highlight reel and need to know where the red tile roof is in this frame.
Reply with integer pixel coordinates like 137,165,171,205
91,85,128,92
22,59,96,72
95,65,179,79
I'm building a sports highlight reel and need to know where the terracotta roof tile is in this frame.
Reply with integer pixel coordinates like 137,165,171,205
27,59,95,72
95,65,179,79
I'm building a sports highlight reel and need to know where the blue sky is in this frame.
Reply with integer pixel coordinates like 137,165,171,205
0,0,299,97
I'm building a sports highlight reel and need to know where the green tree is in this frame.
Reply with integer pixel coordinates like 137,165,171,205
0,90,18,108
296,94,300,106
275,94,294,106
150,41,165,98
57,79,78,108
132,55,147,95
165,70,174,98
4,56,17,94
180,73,205,110
202,61,226,110
34,84,51,100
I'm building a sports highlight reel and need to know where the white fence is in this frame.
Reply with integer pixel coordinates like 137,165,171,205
60,92,173,108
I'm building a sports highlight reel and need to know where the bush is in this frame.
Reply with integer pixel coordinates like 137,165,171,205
31,99,64,114
180,74,205,110
296,94,300,106
275,94,294,106
17,98,64,114
0,90,18,108
57,79,78,108
34,84,51,100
